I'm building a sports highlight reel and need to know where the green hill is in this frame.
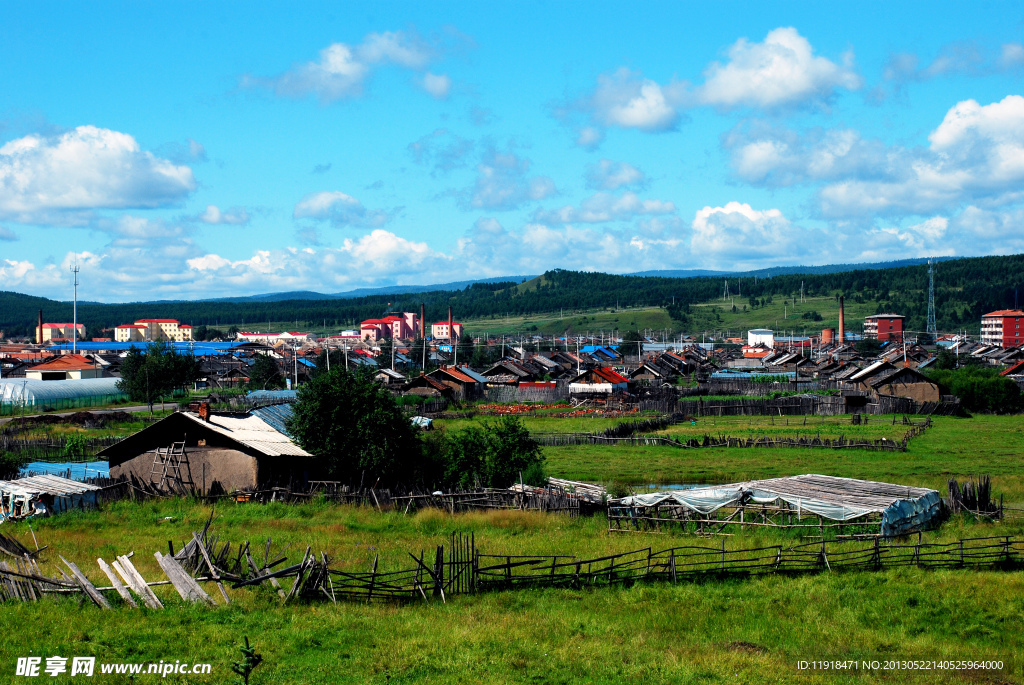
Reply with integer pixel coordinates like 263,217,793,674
2,253,1022,339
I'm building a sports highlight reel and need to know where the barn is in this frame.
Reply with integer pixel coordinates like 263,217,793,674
98,403,314,494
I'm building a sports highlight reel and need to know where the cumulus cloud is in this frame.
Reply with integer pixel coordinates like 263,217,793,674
460,148,556,211
243,31,447,102
421,72,451,99
585,159,647,190
691,202,825,266
565,28,856,147
698,27,861,109
723,122,890,186
197,205,251,225
588,68,687,132
818,95,1024,217
724,96,1024,219
293,191,393,227
0,226,17,241
407,129,474,174
0,125,196,222
532,192,675,225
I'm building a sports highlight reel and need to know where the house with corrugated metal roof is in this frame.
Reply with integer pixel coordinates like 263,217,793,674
98,403,314,494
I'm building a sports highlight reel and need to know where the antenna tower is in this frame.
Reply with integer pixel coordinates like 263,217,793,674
71,262,80,354
926,257,937,339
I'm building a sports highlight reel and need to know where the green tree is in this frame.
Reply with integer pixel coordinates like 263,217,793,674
926,367,1024,414
248,353,284,390
485,415,545,487
117,342,200,410
0,451,26,480
287,368,421,484
855,338,884,356
622,330,644,356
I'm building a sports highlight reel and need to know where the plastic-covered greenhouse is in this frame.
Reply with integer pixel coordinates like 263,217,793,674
0,378,126,415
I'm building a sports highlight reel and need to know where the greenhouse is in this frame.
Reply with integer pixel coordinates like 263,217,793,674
0,378,126,415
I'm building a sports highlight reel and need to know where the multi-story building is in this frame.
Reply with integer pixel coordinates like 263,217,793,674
431,321,464,341
981,310,1024,348
36,323,86,342
114,319,193,343
864,314,905,342
360,313,419,342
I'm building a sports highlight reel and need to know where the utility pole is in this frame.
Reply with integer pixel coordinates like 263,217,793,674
70,262,80,354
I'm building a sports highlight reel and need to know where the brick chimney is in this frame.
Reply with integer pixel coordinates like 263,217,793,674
420,303,425,339
838,296,845,344
37,309,43,345
197,402,211,422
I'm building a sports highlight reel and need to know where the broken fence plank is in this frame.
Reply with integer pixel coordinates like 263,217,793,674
115,555,164,610
97,558,137,608
153,552,215,606
59,555,111,610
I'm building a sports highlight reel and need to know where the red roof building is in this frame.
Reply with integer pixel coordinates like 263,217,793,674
26,354,105,380
981,310,1024,348
864,314,905,342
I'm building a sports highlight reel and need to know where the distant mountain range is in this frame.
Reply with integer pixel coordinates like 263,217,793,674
203,257,957,304
198,276,541,303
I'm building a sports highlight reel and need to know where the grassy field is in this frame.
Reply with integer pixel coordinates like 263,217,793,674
0,412,1021,683
0,501,1022,684
541,415,1024,501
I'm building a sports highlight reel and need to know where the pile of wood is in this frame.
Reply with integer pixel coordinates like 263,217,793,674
948,476,1002,519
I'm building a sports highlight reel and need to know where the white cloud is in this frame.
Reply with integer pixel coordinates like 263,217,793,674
421,72,451,99
0,226,16,241
691,202,824,266
818,95,1024,217
244,31,439,102
293,191,392,227
589,68,686,132
723,123,890,186
585,159,646,190
198,204,251,225
698,27,861,108
462,148,556,211
532,192,675,225
0,126,195,221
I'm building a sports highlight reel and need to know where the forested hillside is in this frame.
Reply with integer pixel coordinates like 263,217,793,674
2,253,1022,338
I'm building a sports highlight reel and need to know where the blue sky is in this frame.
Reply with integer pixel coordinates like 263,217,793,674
2,1,1024,302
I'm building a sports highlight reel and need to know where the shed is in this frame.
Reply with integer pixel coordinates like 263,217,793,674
98,406,314,494
0,474,102,519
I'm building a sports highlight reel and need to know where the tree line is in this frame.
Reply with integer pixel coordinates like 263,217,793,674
3,253,1023,337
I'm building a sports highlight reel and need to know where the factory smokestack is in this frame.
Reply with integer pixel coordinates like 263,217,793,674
448,306,454,343
838,296,845,344
38,309,43,345
420,303,425,339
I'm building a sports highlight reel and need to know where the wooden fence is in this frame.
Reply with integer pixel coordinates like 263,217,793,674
533,416,931,452
0,435,123,461
4,519,1022,608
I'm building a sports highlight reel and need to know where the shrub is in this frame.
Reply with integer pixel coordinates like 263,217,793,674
926,367,1024,414
0,451,26,480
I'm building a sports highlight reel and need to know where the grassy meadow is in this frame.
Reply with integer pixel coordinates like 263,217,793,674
0,412,1021,683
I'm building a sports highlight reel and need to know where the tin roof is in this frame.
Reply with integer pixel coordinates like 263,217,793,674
0,474,102,497
179,411,311,457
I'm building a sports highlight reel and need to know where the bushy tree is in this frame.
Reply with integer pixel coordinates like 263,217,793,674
248,353,284,390
422,416,546,488
486,415,545,487
926,367,1023,414
0,451,26,480
287,368,421,485
117,342,201,410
